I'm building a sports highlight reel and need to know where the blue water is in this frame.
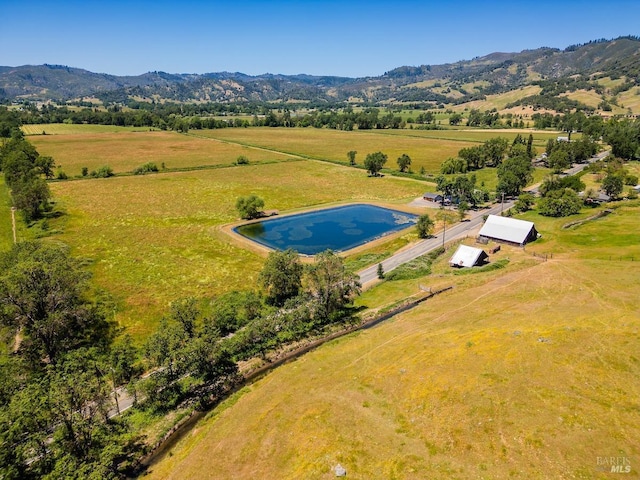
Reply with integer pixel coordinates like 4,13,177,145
234,204,418,255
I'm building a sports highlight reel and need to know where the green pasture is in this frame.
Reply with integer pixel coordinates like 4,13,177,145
47,160,429,338
29,130,292,176
145,205,640,479
196,127,473,173
0,178,16,251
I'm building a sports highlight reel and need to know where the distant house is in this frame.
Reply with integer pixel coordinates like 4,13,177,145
478,215,538,246
423,192,443,203
449,244,488,268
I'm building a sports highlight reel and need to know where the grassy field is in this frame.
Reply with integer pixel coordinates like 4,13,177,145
29,130,293,177
143,204,640,479
375,128,560,148
196,127,476,173
0,178,16,251
21,123,159,135
47,160,430,338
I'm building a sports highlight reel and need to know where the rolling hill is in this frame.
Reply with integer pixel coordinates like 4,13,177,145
1,36,639,108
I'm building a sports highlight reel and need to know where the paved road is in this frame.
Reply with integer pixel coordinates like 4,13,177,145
357,149,611,287
357,200,514,286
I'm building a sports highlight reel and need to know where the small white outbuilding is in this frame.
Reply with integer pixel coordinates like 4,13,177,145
449,244,488,268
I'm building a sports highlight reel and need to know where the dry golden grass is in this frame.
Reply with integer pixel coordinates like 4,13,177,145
196,127,471,172
145,258,640,479
144,206,640,479
30,130,291,176
21,123,154,135
452,85,542,112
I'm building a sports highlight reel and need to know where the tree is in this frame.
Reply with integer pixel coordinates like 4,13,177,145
396,153,412,173
449,113,463,126
235,194,265,219
259,249,303,306
416,214,434,238
548,148,570,173
537,188,582,217
347,150,357,165
236,155,249,165
303,250,361,321
364,151,388,176
457,200,469,221
602,173,624,198
483,137,509,167
513,193,535,213
496,156,533,197
0,242,115,368
377,263,385,279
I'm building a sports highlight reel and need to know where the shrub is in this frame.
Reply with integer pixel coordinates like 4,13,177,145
236,155,250,165
93,166,114,178
133,162,159,175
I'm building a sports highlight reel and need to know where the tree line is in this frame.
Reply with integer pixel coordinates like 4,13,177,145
0,240,361,478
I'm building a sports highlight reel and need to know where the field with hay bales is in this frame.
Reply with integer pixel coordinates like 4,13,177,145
143,203,640,479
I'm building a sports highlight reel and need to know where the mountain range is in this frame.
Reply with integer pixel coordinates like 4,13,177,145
1,36,639,107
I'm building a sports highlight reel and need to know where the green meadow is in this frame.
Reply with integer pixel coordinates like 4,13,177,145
48,160,429,338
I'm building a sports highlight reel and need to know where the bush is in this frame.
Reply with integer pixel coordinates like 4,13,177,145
236,155,250,165
93,166,114,178
133,162,159,175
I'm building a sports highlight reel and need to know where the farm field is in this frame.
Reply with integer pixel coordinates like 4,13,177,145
144,204,640,479
29,129,293,177
374,127,561,145
21,123,159,135
196,127,475,173
48,160,430,338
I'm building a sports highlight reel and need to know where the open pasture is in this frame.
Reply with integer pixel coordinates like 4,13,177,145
197,127,473,173
29,130,292,176
144,205,640,479
379,128,560,148
21,123,157,135
48,160,429,338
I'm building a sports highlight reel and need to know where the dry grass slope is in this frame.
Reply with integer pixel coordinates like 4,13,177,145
144,206,640,479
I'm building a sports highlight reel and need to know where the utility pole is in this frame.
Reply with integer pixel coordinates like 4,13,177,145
501,192,505,215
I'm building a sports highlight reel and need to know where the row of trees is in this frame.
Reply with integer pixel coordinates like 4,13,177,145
441,135,534,175
0,242,139,479
0,131,53,221
0,240,362,478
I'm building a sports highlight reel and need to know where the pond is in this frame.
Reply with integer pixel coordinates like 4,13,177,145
234,204,418,255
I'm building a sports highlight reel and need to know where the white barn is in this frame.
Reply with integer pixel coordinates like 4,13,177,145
478,215,538,246
449,245,488,268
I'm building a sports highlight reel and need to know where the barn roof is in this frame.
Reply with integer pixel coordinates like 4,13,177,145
478,215,537,245
449,244,488,268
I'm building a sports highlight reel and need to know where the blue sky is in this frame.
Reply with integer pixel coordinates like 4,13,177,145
2,0,639,77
